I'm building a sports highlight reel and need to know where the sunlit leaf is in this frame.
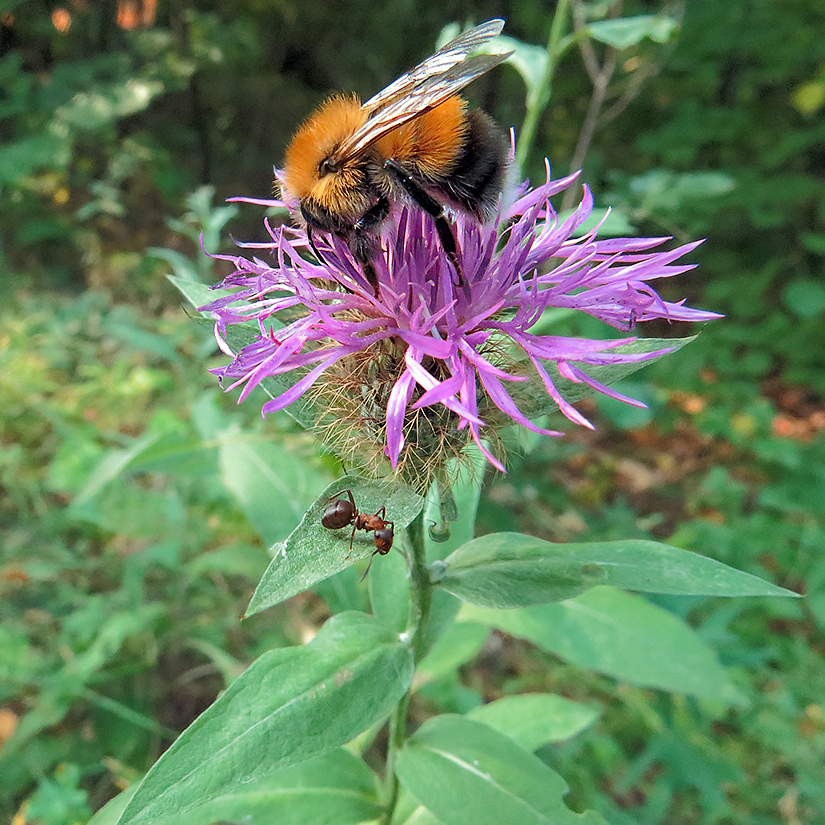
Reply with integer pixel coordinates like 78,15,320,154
518,337,697,414
436,532,796,608
396,716,607,825
588,15,677,49
246,477,424,616
491,36,550,109
117,612,413,825
218,433,333,546
462,587,745,703
88,788,137,825
415,622,490,689
466,694,598,750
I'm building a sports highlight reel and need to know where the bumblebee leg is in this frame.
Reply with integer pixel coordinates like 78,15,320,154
383,159,465,290
350,197,391,297
306,226,324,264
354,197,391,232
348,235,379,297
306,226,357,295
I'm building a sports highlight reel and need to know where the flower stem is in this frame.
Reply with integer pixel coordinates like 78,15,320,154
380,692,409,824
516,0,573,171
380,509,430,824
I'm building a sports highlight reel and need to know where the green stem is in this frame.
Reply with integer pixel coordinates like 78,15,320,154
380,510,430,825
407,510,432,664
380,693,409,824
515,0,573,171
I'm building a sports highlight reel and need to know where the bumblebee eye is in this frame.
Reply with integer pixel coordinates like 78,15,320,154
318,157,339,177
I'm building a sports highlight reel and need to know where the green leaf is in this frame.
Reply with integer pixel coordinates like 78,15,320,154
166,273,217,305
0,133,69,183
436,532,796,608
588,15,678,49
783,279,825,318
416,622,490,689
55,79,165,130
622,170,736,214
466,694,598,750
149,750,382,825
370,545,412,633
395,716,607,825
793,79,825,115
517,337,697,416
26,764,92,824
116,612,413,825
166,272,248,312
217,320,322,430
392,791,442,825
801,231,825,255
89,788,137,825
171,749,380,825
168,273,321,429
314,567,368,615
594,380,656,429
218,433,333,546
70,431,165,508
125,433,218,477
97,751,379,825
490,36,550,110
185,544,269,582
462,587,745,704
246,477,424,616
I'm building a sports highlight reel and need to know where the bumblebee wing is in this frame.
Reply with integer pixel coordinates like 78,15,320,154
330,21,509,162
333,53,510,161
362,19,505,114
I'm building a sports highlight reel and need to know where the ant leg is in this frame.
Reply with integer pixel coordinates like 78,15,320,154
306,226,355,295
325,489,356,508
345,522,358,561
359,548,380,582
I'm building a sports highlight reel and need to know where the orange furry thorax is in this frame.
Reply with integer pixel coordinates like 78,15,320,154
374,96,467,178
280,95,469,206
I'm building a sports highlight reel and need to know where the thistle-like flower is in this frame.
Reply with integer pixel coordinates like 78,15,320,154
202,166,719,487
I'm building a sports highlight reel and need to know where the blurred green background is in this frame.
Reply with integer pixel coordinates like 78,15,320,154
1,1,824,823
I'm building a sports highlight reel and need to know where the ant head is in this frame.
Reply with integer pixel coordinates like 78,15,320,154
373,524,394,555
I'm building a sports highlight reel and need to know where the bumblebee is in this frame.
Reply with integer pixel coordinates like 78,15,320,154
279,19,510,295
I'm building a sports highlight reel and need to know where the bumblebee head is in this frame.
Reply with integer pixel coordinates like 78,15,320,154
281,96,366,198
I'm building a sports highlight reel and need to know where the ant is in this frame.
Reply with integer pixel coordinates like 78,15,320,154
321,489,394,577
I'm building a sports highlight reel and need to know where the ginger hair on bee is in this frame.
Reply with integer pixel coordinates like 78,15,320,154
281,95,367,202
374,96,468,180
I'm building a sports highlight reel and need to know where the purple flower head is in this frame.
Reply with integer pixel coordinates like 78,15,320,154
202,164,719,483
